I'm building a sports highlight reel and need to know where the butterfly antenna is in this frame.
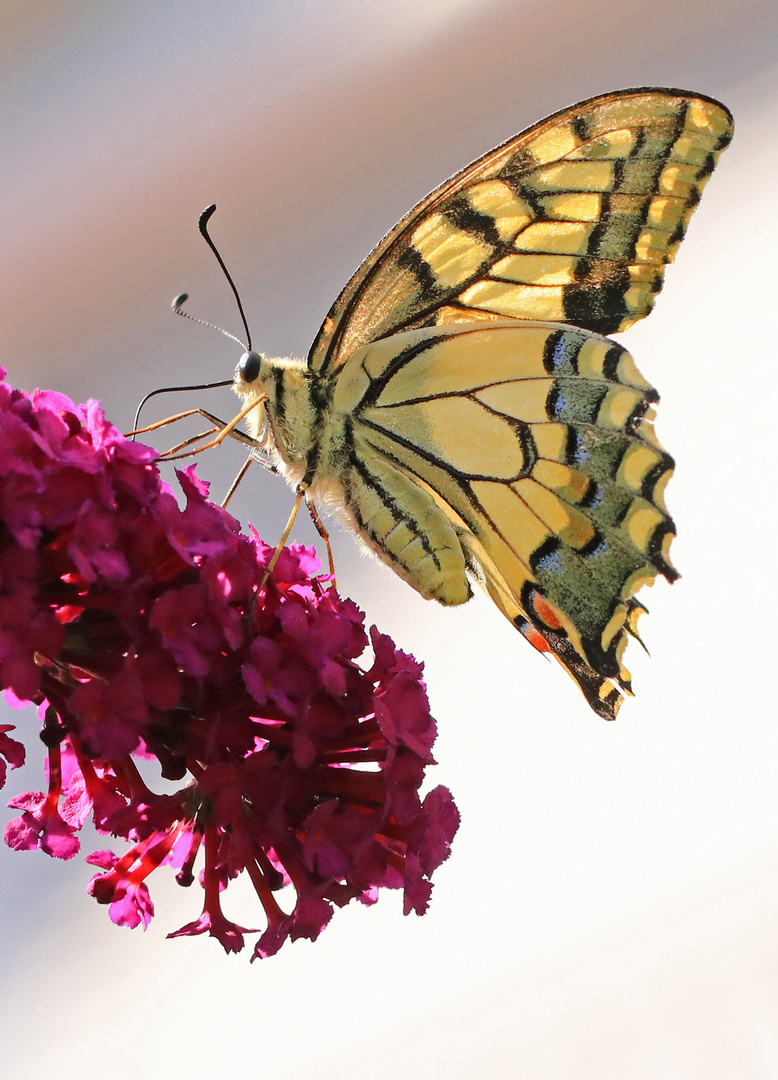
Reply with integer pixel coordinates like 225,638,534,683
132,204,253,436
198,203,253,351
171,293,247,350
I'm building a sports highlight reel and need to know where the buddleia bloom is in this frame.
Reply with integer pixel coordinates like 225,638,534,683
0,370,459,960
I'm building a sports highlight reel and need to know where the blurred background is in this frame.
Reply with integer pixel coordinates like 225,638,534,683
2,1,778,1076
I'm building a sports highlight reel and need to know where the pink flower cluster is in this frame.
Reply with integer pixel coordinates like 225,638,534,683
0,370,458,960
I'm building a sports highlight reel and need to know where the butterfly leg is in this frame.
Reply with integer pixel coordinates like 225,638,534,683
258,486,306,590
129,407,260,450
160,398,268,461
158,424,222,457
128,407,222,439
222,455,254,508
305,498,337,584
129,400,268,460
222,448,281,508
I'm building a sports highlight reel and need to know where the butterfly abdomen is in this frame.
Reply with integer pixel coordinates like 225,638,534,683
333,438,472,604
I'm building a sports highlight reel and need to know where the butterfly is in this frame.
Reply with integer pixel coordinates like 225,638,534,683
230,87,733,719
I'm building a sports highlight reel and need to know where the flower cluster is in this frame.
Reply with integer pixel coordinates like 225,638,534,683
0,370,458,960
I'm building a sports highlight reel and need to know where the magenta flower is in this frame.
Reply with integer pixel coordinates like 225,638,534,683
0,369,459,960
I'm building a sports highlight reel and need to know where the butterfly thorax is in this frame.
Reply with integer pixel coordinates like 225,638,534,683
234,355,339,492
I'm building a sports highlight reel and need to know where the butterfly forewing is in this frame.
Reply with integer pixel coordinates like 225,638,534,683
308,88,733,376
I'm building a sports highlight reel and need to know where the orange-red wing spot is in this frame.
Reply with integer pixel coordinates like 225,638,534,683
531,591,564,630
519,622,553,654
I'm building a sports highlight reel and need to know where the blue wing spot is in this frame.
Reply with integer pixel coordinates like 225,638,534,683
535,547,565,573
572,433,588,463
585,537,609,559
549,389,567,418
551,337,569,371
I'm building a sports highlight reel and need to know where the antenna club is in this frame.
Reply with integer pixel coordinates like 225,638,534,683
199,204,217,233
172,293,189,310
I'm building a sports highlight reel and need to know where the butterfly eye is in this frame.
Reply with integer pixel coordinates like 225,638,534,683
238,350,262,383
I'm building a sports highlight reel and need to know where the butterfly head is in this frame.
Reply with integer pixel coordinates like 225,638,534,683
233,349,270,440
236,349,264,386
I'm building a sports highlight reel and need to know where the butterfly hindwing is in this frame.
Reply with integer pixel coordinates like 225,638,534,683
308,88,733,376
328,321,675,718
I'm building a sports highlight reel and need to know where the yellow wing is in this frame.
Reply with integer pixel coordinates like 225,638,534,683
331,321,674,720
308,88,733,376
289,88,732,717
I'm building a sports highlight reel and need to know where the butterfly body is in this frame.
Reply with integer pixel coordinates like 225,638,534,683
232,88,733,718
237,343,472,605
